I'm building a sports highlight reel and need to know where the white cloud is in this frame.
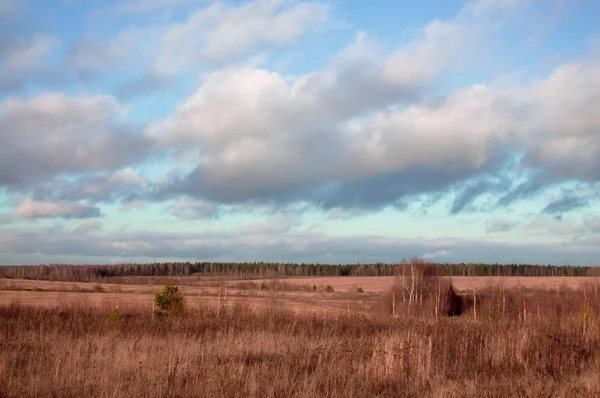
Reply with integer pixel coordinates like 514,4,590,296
114,0,204,13
74,220,103,234
120,201,147,211
14,198,101,219
148,10,600,208
168,199,220,220
190,0,330,61
234,213,301,234
423,250,453,259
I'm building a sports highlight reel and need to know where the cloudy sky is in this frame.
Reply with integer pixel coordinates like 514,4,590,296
0,0,599,265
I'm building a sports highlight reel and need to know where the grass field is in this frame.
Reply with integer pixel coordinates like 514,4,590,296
2,273,600,397
257,275,599,292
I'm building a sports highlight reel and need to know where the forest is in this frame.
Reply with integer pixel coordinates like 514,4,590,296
1,260,599,282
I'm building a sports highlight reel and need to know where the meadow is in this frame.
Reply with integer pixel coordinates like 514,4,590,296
1,262,600,397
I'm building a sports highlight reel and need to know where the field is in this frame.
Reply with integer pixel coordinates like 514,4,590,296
1,275,597,313
2,271,600,397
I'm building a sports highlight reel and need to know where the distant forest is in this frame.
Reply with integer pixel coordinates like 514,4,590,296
1,260,599,282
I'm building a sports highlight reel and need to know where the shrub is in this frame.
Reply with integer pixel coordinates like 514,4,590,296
356,287,364,293
93,284,105,293
154,284,184,315
325,285,334,293
109,309,124,322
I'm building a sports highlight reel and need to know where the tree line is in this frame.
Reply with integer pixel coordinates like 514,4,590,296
1,260,599,282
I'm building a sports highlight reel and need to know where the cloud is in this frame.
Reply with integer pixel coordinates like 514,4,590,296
142,0,594,213
13,198,101,219
0,34,63,92
234,213,301,234
543,195,590,215
71,0,331,85
149,52,600,212
114,0,205,14
115,74,169,99
0,0,13,18
0,213,12,225
31,168,148,203
485,219,519,233
74,220,103,234
168,199,221,220
1,226,599,265
120,201,147,211
153,0,331,72
0,94,150,188
423,250,453,260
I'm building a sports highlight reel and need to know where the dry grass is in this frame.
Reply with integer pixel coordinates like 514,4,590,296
2,272,600,397
4,275,596,294
1,300,600,397
0,277,379,315
255,276,598,293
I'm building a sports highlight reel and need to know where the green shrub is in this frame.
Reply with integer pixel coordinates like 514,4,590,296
154,284,184,315
325,285,334,293
109,309,124,322
356,287,364,293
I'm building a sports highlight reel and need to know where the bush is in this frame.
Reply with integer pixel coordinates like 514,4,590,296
325,285,334,293
109,309,124,322
154,284,184,315
93,284,105,293
356,287,364,293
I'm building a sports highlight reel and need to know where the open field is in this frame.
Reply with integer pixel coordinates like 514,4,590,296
4,275,597,293
2,301,600,397
0,277,378,314
1,276,598,315
270,275,600,293
2,267,600,397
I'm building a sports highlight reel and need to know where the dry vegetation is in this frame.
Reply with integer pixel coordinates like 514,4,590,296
2,262,600,397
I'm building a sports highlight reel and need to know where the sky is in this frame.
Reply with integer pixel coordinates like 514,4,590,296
0,0,599,266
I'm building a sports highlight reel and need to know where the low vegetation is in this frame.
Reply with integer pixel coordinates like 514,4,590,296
2,260,600,396
154,284,184,315
1,295,600,397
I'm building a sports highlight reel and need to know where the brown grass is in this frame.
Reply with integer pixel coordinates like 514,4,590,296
1,299,600,397
2,272,600,397
256,276,598,293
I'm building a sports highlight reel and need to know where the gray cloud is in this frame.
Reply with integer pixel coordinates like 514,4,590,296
0,33,65,92
543,195,591,215
30,169,148,204
0,94,151,188
485,219,519,233
116,74,169,99
0,213,12,225
1,226,599,265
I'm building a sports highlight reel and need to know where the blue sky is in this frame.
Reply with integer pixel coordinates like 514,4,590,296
1,0,600,265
